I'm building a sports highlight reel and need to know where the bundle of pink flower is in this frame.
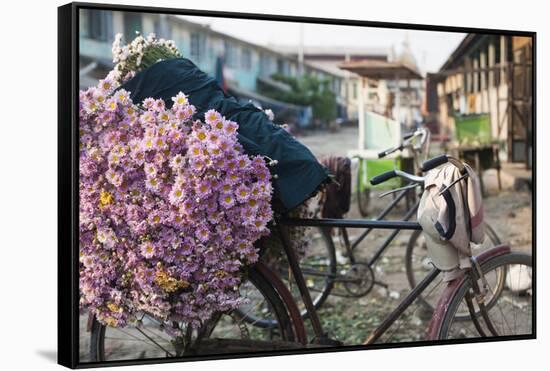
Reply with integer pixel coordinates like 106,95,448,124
78,76,273,329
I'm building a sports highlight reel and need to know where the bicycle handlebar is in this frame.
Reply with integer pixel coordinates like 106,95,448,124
377,128,429,159
421,154,448,172
402,131,416,141
370,154,468,189
421,154,466,173
370,170,397,185
370,169,424,186
377,145,402,159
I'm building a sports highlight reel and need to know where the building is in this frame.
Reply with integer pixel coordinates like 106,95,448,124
79,9,348,128
270,45,391,122
272,39,424,128
427,34,533,166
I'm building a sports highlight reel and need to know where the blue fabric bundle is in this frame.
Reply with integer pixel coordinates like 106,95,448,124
121,58,329,211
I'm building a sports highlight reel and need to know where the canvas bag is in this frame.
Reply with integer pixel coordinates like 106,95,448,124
417,162,485,280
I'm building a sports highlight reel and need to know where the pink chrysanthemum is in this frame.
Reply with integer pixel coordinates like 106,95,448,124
79,85,274,330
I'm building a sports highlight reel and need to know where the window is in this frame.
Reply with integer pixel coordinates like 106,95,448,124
87,9,112,41
241,48,252,70
123,13,142,42
190,33,205,62
333,78,340,94
259,53,272,76
153,17,172,40
277,59,285,74
474,52,480,93
224,41,238,67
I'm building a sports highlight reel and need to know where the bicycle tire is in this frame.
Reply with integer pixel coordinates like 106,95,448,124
357,180,371,217
264,226,337,323
435,251,532,340
89,265,301,362
405,221,502,319
298,226,337,317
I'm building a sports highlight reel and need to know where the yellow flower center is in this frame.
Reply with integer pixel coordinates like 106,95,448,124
154,270,189,293
99,190,114,208
104,317,118,327
107,302,121,313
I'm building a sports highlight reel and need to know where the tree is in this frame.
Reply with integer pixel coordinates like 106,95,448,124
265,73,337,125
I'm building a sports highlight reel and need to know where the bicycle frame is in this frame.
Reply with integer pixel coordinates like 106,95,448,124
277,215,426,344
344,185,420,266
277,215,509,345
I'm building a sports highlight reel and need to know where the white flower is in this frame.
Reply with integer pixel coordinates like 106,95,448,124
264,109,275,121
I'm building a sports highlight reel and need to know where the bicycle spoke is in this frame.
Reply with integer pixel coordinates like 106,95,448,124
134,327,175,357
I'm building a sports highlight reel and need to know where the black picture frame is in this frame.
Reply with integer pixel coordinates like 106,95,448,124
58,2,536,368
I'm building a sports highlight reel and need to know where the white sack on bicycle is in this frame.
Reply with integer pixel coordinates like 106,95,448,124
417,162,485,279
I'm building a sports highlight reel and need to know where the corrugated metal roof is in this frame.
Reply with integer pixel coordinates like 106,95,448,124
338,59,422,80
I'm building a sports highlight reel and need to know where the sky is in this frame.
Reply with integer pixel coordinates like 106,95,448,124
179,15,467,73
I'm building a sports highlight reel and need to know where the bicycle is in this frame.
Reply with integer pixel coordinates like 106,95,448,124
86,155,532,361
276,154,532,345
86,261,308,362
257,129,502,322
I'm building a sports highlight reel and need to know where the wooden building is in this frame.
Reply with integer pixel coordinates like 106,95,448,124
427,34,533,167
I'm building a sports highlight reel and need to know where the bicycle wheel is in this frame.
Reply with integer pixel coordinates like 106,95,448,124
405,222,502,319
357,172,371,217
436,251,532,340
233,226,336,329
89,266,301,362
287,226,337,317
